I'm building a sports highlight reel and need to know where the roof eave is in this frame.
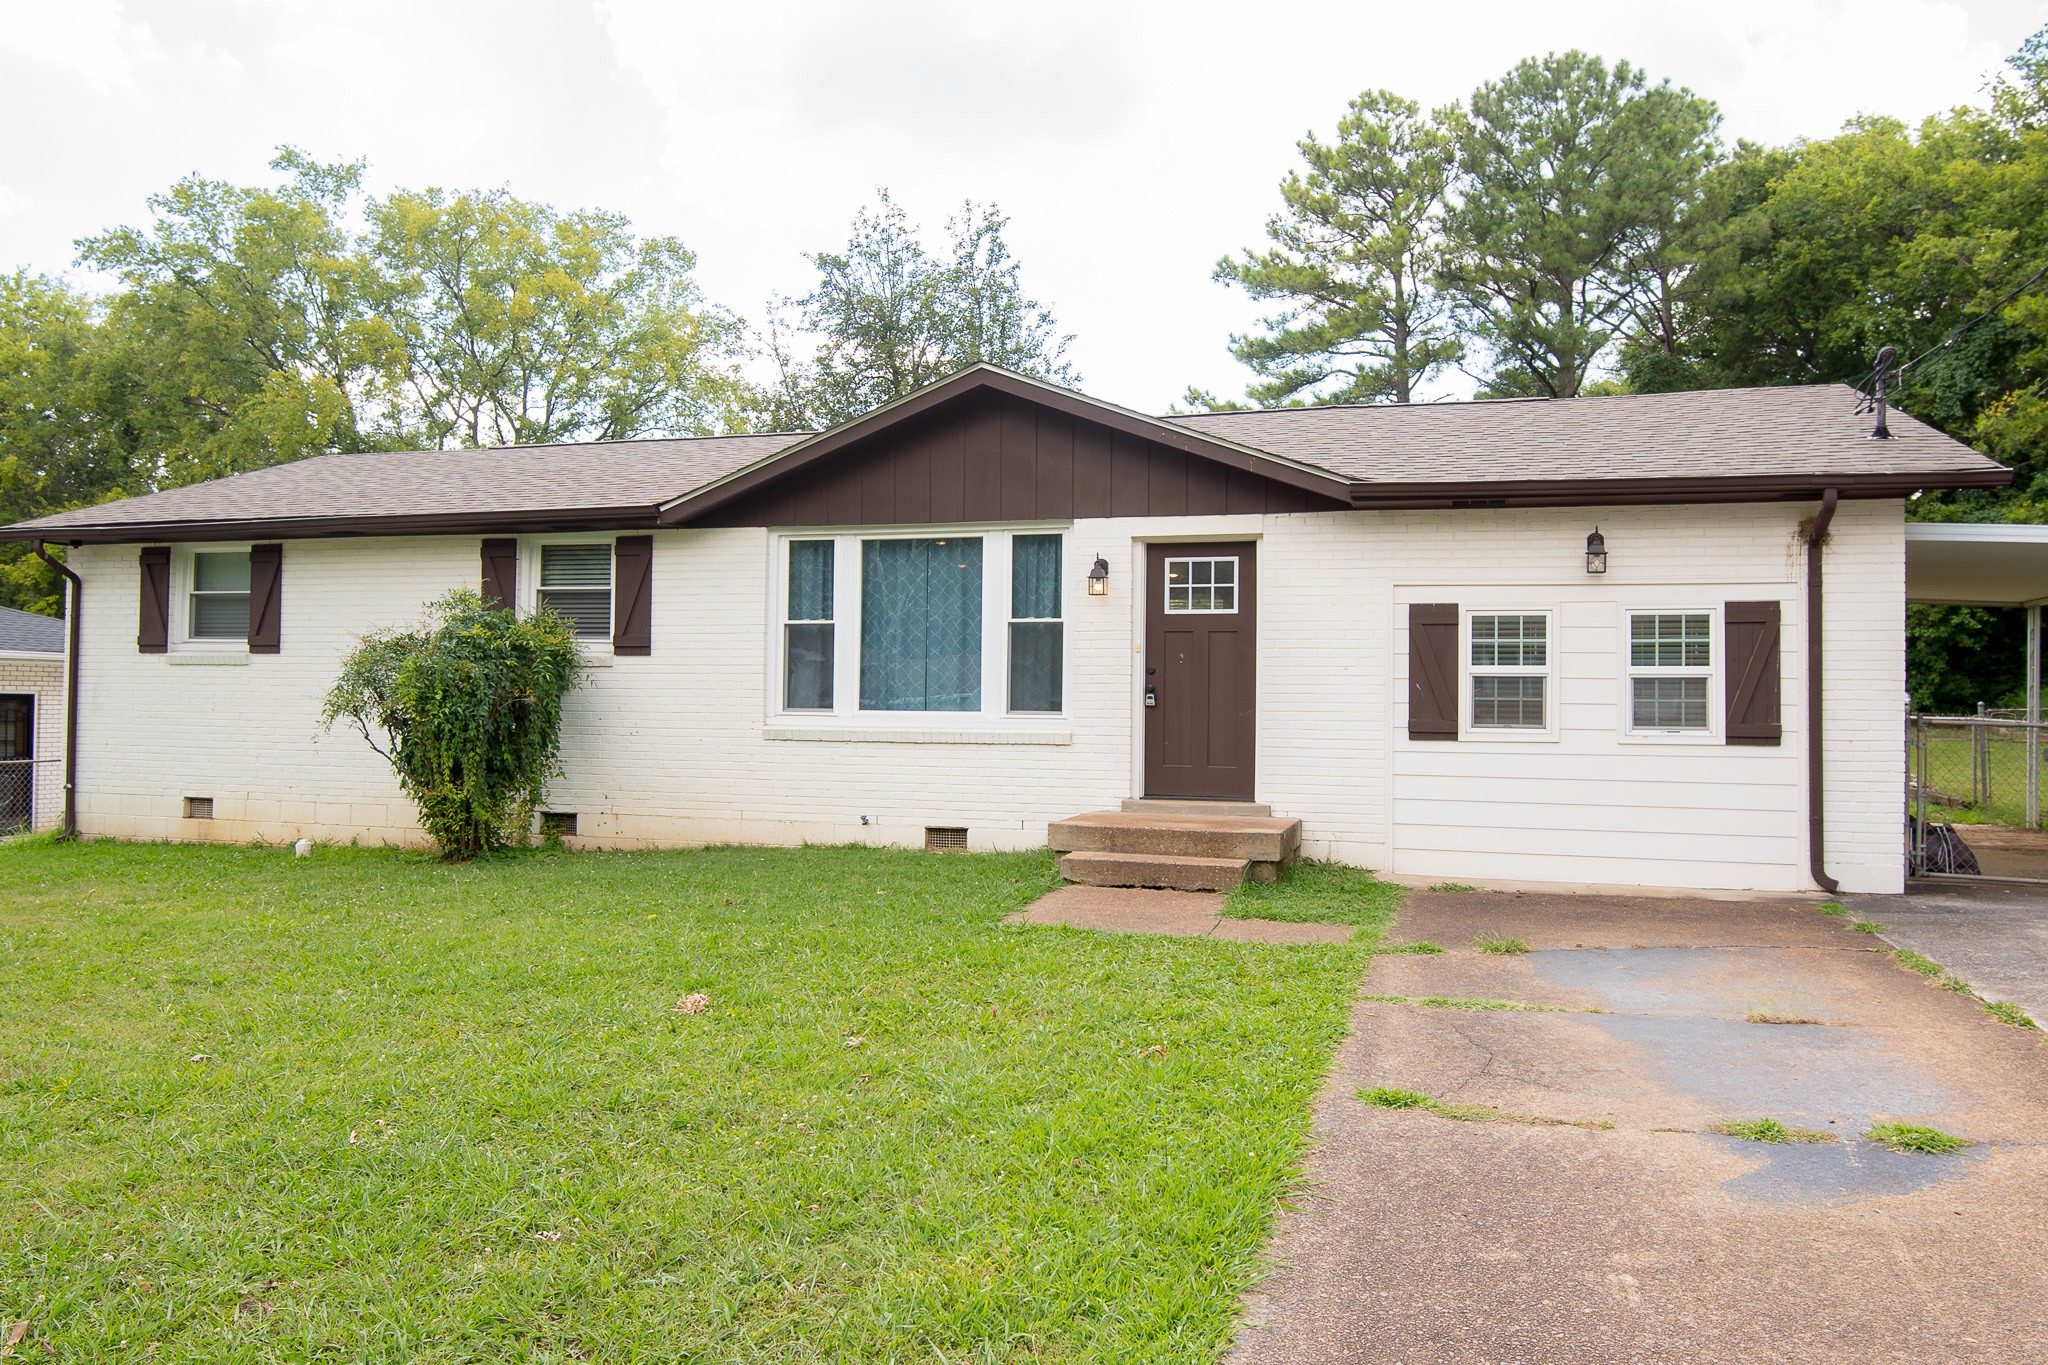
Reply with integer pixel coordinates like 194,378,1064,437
0,503,666,546
1346,467,2013,510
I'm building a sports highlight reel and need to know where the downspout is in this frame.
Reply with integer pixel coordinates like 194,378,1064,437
1805,490,1840,895
31,542,80,839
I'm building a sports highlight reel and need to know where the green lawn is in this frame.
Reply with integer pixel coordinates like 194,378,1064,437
0,839,1392,1362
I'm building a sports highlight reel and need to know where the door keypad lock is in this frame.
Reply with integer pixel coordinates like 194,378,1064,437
1144,685,1158,708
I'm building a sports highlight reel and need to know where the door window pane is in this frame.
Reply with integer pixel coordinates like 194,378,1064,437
538,544,612,638
189,551,251,639
861,538,982,711
1165,557,1238,613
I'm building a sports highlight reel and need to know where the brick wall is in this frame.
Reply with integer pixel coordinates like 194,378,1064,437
65,499,1906,892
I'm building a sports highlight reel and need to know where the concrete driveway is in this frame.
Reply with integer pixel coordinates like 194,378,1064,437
1232,891,2048,1364
1851,877,2048,1028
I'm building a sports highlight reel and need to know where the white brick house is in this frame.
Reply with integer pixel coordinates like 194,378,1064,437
0,367,2011,894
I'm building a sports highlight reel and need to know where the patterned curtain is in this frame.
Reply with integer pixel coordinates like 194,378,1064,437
861,538,983,711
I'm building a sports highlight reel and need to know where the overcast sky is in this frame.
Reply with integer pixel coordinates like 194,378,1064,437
0,0,2040,415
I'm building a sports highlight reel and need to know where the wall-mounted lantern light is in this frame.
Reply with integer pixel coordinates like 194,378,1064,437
1087,554,1110,596
1585,528,1608,575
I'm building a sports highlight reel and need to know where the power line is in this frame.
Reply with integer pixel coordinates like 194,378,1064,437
1856,259,2048,411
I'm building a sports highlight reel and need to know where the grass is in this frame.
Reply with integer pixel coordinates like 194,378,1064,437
1710,1117,1836,1144
1863,1121,1973,1154
1425,883,1477,894
1744,1010,1826,1025
1848,918,1888,934
1985,1000,2042,1030
1817,902,1849,917
1362,994,1554,1013
1472,935,1531,955
1355,1087,1611,1129
1225,859,1404,931
1892,948,1974,994
1372,940,1443,955
0,839,1384,1363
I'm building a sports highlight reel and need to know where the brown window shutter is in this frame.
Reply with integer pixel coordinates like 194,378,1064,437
1408,603,1459,740
1725,600,1783,745
612,536,653,655
138,546,171,653
480,538,518,610
248,543,283,653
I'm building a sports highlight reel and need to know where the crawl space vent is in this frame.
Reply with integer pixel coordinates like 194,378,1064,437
183,796,214,820
540,811,578,839
924,826,969,851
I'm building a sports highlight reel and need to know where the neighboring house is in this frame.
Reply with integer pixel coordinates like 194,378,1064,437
0,604,66,835
0,366,2012,893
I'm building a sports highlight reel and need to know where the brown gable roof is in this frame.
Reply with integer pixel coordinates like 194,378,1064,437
7,432,804,542
0,369,2011,544
1170,384,2008,505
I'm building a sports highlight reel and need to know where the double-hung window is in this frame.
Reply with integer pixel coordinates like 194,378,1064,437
1008,535,1062,712
1468,613,1549,730
1629,612,1713,732
188,550,252,639
537,544,612,639
784,540,835,709
775,530,1065,720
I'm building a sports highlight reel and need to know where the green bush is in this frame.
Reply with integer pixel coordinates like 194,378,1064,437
322,590,582,859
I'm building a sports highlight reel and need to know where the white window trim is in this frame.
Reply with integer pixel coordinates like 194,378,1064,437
767,523,1073,732
1162,555,1242,615
170,543,253,654
1460,607,1557,742
522,533,616,661
1620,605,1722,743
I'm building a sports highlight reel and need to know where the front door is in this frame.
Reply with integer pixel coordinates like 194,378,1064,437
1144,543,1257,800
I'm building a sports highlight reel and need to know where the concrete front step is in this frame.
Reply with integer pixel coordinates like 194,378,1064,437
1121,798,1273,818
1050,810,1302,863
1057,850,1253,892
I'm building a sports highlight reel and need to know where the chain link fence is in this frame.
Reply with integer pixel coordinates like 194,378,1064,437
1908,712,2047,877
0,757,61,836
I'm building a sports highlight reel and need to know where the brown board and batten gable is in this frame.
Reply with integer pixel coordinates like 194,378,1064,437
686,385,1347,528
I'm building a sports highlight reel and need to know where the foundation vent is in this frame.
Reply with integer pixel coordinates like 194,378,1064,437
183,796,214,820
924,826,969,851
540,811,578,839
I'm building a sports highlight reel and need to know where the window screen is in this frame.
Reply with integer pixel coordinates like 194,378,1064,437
189,551,252,639
538,544,613,639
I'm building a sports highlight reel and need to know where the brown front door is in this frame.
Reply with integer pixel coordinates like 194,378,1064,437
1144,542,1256,800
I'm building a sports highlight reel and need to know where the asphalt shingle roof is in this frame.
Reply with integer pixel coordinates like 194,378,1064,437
1165,384,1997,486
0,374,2009,543
9,432,804,537
0,605,64,653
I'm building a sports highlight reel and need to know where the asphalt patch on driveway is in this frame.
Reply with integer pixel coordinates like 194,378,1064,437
1234,893,2048,1364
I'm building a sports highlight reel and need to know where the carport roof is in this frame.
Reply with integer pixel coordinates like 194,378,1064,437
1905,522,2048,606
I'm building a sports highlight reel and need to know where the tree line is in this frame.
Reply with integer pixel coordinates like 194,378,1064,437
3,31,2043,707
